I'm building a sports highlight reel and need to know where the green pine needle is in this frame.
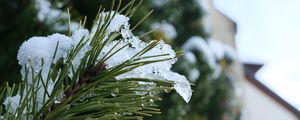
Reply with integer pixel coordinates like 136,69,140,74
0,0,178,120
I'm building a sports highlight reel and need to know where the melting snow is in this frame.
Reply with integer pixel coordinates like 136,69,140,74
13,11,192,110
3,94,21,113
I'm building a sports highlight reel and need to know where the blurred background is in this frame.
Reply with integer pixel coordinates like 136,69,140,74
0,0,299,119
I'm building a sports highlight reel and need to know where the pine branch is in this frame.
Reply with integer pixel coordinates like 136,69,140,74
1,0,192,120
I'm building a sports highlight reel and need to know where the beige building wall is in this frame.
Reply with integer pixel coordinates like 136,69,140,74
242,80,298,120
202,0,299,120
202,0,236,46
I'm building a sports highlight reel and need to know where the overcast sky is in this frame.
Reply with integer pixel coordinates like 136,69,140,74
213,0,300,110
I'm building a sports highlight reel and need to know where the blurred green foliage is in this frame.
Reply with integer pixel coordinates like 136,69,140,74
0,0,50,83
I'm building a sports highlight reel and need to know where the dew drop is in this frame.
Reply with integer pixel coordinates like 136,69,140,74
164,88,171,93
122,112,132,115
79,97,85,102
111,88,119,97
54,100,60,104
149,91,156,96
